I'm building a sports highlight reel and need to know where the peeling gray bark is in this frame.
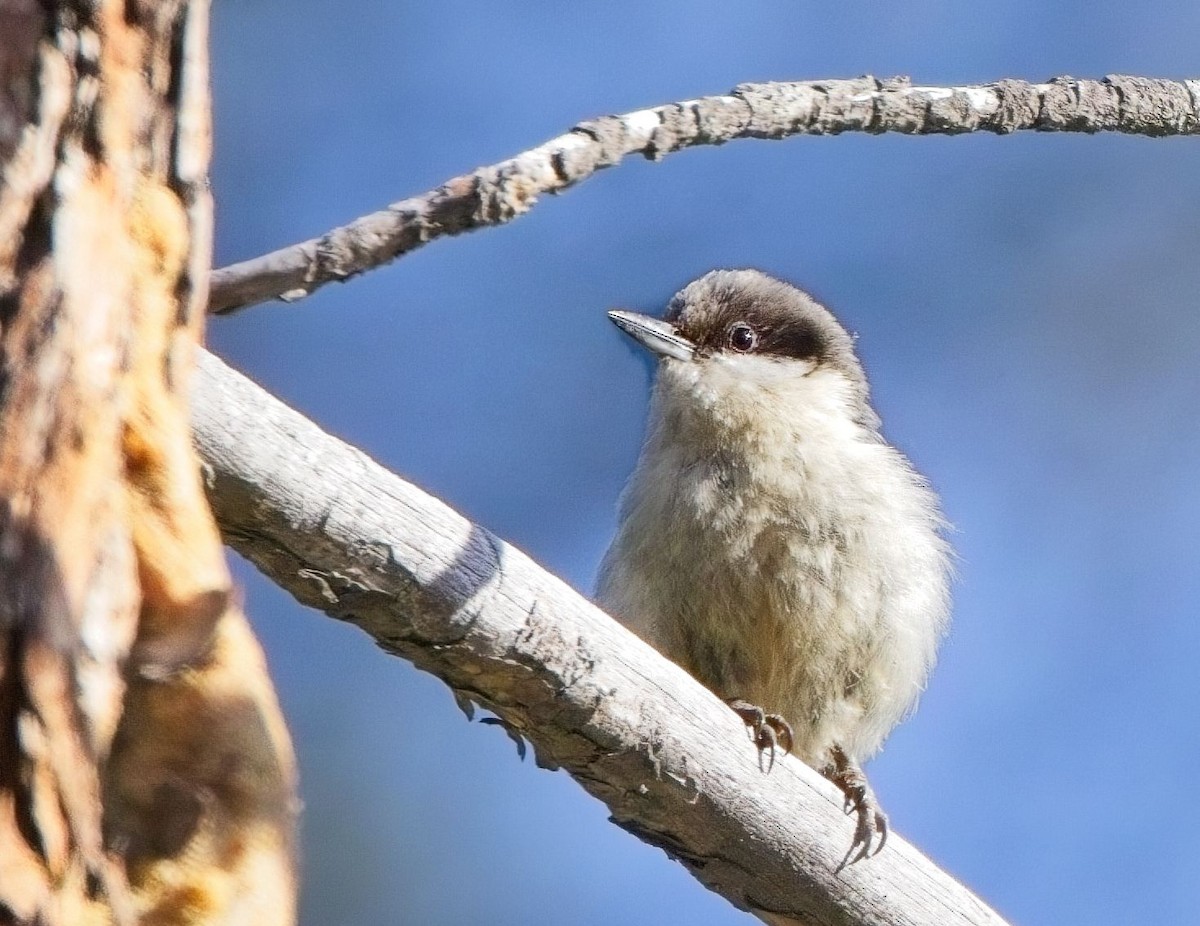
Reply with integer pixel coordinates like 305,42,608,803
208,74,1200,315
191,348,1010,926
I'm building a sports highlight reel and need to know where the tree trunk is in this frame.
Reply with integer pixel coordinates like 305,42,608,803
0,2,296,923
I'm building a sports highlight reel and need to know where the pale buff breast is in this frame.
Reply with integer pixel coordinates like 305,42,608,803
597,358,951,767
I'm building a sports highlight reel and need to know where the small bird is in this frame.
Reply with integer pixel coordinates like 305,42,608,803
596,269,951,861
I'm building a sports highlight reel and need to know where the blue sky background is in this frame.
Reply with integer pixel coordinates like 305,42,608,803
208,3,1200,923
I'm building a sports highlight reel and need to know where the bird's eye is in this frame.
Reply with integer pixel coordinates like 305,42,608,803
728,323,757,352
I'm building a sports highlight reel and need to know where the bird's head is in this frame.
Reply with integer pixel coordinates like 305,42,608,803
609,269,876,439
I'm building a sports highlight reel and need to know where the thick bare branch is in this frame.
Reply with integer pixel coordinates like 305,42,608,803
208,73,1200,315
191,347,1010,926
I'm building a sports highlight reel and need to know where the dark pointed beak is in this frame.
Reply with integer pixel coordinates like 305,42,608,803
607,310,696,362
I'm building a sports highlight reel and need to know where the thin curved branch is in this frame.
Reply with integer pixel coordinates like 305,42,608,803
208,73,1200,315
191,347,1010,926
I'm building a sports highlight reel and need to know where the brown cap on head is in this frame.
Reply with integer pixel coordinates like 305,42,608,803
667,268,869,394
608,269,878,427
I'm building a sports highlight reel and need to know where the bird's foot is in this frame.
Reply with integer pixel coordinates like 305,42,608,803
824,744,888,866
726,698,793,773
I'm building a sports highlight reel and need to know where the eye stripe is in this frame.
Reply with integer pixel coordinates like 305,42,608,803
758,322,821,360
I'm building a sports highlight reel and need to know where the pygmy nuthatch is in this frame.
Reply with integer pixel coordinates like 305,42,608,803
597,269,951,860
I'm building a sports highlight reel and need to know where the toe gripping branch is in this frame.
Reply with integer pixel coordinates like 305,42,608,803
825,744,889,866
725,701,888,864
727,699,794,773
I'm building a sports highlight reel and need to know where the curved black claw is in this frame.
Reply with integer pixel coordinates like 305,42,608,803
726,699,794,773
826,744,888,867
